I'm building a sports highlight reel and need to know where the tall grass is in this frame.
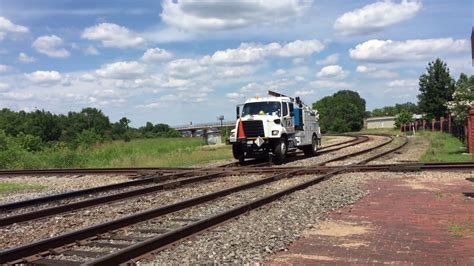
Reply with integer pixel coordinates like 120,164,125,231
420,132,472,162
2,138,233,169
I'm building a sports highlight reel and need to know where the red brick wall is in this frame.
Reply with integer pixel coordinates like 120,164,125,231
468,104,474,153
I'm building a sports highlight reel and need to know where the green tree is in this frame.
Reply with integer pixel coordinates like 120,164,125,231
395,110,414,128
446,73,474,123
418,58,455,118
313,90,366,133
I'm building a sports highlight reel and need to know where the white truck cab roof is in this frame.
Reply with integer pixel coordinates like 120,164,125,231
244,96,292,104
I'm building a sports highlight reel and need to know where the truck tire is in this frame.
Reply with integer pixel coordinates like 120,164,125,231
303,134,318,156
273,138,287,164
232,143,245,163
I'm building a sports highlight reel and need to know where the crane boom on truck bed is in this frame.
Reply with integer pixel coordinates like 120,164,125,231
229,90,321,164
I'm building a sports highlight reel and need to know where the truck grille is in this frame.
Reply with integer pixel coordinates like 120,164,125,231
242,120,265,137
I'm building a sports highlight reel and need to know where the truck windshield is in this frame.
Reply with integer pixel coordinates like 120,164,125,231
242,101,281,116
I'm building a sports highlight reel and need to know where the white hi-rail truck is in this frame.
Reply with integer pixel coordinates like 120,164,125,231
229,90,321,164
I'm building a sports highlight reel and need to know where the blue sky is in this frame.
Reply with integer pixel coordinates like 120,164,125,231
0,0,472,127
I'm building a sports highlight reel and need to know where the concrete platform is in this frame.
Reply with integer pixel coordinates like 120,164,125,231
267,173,474,265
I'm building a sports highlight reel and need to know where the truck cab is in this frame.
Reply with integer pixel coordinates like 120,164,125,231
229,91,321,164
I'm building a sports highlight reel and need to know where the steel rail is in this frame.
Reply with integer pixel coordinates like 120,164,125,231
0,135,367,213
0,173,223,226
86,135,405,265
0,135,402,264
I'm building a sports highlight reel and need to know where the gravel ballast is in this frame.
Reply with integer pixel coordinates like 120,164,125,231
146,169,473,264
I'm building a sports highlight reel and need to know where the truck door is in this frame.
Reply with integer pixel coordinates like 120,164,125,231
282,102,295,134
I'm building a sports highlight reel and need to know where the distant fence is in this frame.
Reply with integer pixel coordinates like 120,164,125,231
400,115,465,143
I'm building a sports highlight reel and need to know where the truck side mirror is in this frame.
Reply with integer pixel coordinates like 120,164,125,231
236,106,240,119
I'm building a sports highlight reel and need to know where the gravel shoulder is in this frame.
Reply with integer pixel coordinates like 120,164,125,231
146,169,473,264
0,174,132,204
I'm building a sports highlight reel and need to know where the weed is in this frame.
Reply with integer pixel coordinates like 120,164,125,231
0,183,46,194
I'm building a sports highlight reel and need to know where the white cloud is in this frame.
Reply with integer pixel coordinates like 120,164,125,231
210,39,323,65
310,80,351,89
356,65,398,78
141,48,173,62
218,65,254,78
226,92,245,100
25,70,62,84
32,35,70,58
2,92,34,101
292,57,305,65
166,58,208,78
95,61,146,79
273,69,287,76
162,78,190,88
277,39,325,57
84,46,100,55
294,89,314,96
0,16,29,40
81,23,146,49
316,65,348,79
334,0,422,36
210,42,277,65
388,79,418,88
160,0,312,31
0,82,10,92
18,52,35,63
350,38,469,62
316,53,339,65
0,64,11,73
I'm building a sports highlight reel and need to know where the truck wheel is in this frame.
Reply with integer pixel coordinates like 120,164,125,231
273,138,287,164
232,143,245,163
303,134,318,156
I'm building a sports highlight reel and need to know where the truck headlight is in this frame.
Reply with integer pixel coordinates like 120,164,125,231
272,130,279,136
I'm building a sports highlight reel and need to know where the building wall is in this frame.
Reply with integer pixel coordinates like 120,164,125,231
366,118,395,129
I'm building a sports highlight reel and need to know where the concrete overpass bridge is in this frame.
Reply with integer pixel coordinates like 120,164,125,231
173,121,236,137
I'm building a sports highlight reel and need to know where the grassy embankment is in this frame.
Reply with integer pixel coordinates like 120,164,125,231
361,128,472,162
1,138,233,169
419,131,472,162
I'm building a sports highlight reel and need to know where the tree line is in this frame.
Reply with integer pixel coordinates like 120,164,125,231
0,107,180,151
312,58,474,133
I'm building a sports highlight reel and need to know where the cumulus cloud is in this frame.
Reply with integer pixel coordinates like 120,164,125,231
310,80,351,89
160,0,312,31
349,38,469,62
226,92,245,101
316,53,339,65
32,35,70,58
18,52,35,63
273,69,287,76
388,79,418,87
209,39,324,65
334,0,422,36
95,61,146,79
0,64,11,73
356,65,398,78
277,39,325,57
84,46,100,55
25,70,62,84
141,48,173,62
0,82,10,92
166,58,208,78
0,16,29,40
316,65,348,79
2,92,34,101
81,23,146,49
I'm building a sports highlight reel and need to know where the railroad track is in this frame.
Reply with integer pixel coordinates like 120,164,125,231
0,134,423,265
0,135,362,177
0,135,370,226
